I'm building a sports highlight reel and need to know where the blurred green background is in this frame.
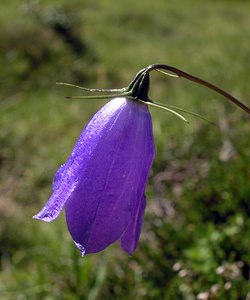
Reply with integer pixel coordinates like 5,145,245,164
0,0,250,299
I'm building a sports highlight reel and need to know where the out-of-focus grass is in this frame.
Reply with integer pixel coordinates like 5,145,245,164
0,0,250,299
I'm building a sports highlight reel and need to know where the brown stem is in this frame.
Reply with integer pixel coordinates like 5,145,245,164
145,64,250,114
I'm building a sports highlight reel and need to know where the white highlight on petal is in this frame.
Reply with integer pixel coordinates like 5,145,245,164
74,241,86,256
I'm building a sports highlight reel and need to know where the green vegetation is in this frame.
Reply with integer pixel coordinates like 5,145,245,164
1,0,249,299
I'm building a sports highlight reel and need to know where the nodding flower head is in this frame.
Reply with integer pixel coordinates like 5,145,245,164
33,64,250,256
34,97,155,255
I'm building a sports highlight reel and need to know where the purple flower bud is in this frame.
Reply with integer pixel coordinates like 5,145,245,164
34,97,155,255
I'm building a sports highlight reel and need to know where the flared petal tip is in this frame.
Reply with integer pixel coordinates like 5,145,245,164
32,212,56,222
74,241,86,256
121,243,136,256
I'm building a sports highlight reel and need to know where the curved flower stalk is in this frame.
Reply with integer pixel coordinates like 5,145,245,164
34,64,250,256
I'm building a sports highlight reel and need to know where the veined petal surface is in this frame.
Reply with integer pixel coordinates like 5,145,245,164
65,98,154,254
120,193,146,255
34,97,155,255
33,98,129,221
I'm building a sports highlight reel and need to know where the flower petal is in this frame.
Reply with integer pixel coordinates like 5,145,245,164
120,194,146,255
33,98,128,222
65,98,155,254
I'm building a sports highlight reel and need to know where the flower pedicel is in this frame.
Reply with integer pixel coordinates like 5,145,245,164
33,64,250,256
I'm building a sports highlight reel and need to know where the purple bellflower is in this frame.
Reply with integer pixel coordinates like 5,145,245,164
34,64,250,256
34,97,154,255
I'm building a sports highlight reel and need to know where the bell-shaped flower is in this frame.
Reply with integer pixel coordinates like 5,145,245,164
34,97,155,255
34,64,250,256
